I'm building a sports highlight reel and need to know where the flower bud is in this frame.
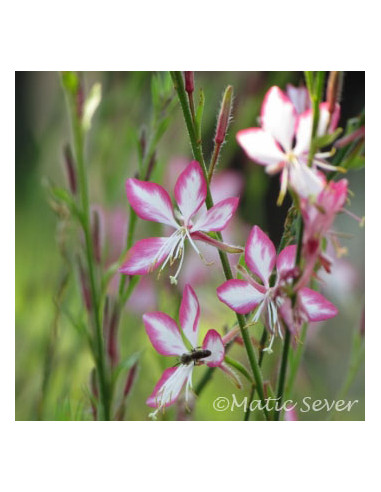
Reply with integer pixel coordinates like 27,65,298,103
107,305,120,368
123,362,138,398
326,71,343,116
215,85,233,144
184,71,194,94
91,209,103,264
78,258,91,311
63,144,77,195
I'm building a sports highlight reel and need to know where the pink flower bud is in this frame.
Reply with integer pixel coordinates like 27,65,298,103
184,71,194,94
91,209,103,264
123,362,138,398
215,85,233,144
326,71,343,116
107,306,120,368
63,144,77,195
78,259,91,311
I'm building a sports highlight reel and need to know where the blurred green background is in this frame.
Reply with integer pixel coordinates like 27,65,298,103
15,71,365,421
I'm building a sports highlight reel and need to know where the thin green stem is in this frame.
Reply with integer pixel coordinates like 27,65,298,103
63,86,111,420
170,70,269,420
274,329,291,421
285,322,307,399
244,327,268,421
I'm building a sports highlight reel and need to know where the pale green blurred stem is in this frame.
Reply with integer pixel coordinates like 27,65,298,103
63,87,111,421
170,71,270,420
285,322,308,400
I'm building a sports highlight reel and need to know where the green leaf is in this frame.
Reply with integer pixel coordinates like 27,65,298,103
343,155,365,171
313,127,343,149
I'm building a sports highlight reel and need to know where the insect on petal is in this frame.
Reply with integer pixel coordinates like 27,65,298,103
202,329,225,367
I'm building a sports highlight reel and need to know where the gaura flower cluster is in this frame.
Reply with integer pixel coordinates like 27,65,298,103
119,82,356,417
217,225,338,352
237,85,341,204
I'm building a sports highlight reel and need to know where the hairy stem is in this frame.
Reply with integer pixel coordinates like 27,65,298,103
170,71,269,420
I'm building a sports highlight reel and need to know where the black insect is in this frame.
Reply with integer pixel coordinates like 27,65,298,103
179,348,212,366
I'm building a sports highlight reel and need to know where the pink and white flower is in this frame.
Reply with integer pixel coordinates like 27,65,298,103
120,161,239,284
236,86,340,203
298,179,348,288
143,284,226,418
217,225,338,351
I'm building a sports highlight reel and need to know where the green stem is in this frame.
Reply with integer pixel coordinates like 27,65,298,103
274,328,291,421
306,71,325,166
64,89,111,421
285,322,307,399
244,327,268,421
170,71,269,420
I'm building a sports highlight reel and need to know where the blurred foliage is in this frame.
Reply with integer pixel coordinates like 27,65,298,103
15,72,365,420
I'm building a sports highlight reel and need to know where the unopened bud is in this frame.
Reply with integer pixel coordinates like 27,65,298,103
215,85,233,144
63,144,77,195
91,209,103,264
123,362,138,398
184,71,194,94
107,305,120,368
78,258,91,311
326,71,343,115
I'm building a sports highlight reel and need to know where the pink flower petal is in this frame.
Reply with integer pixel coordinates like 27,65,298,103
261,86,297,152
119,237,170,275
293,109,313,156
245,225,276,287
126,178,178,228
237,128,286,167
294,102,341,156
143,312,186,356
286,84,311,114
174,161,207,223
146,365,193,408
288,161,326,198
202,329,225,367
192,197,239,232
217,279,265,314
179,284,200,348
276,244,297,279
299,288,338,322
